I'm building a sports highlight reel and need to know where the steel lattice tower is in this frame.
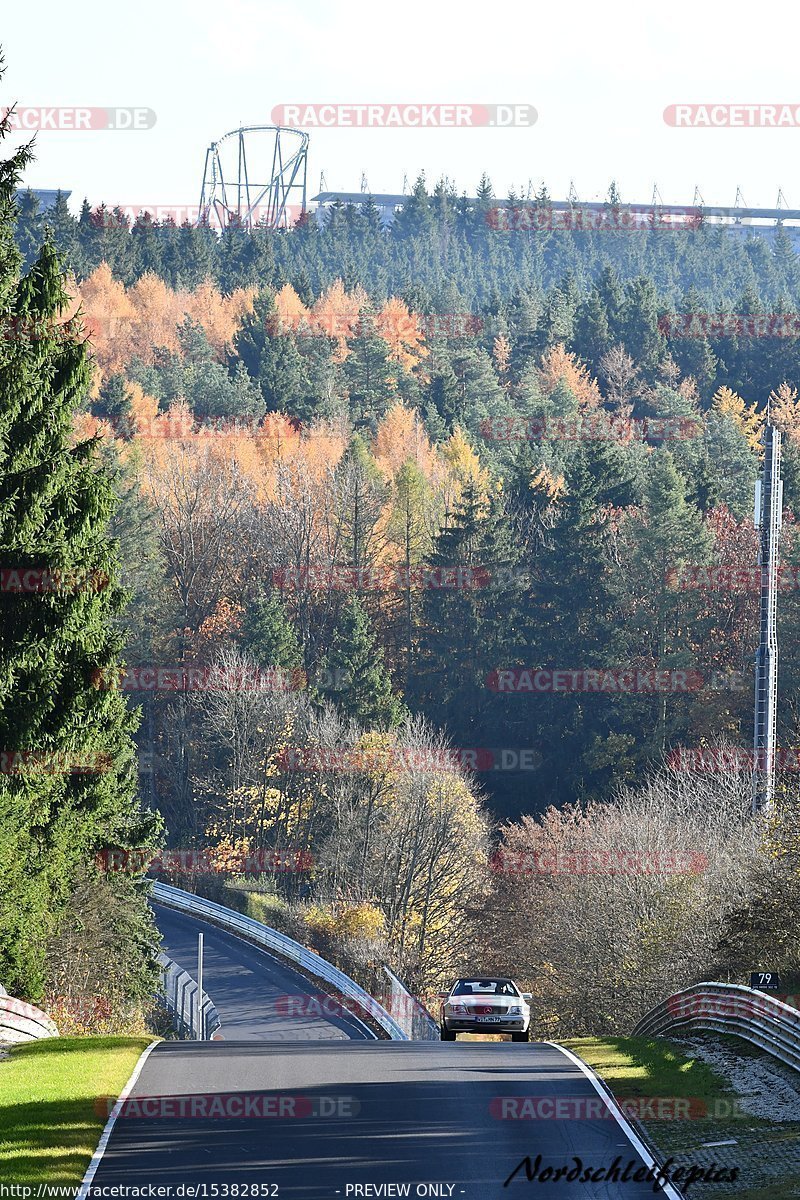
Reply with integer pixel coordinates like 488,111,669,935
752,422,783,815
198,126,308,231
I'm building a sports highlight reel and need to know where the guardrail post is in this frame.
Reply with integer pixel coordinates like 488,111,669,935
197,931,204,1041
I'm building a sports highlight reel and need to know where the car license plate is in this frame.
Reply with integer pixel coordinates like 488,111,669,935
476,1015,504,1023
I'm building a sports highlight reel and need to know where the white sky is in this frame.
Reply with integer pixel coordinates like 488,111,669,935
3,0,800,212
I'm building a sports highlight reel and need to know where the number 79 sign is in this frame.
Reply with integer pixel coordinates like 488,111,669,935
750,971,781,990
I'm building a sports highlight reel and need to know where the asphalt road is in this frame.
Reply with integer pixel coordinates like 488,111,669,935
89,1040,680,1198
153,902,376,1040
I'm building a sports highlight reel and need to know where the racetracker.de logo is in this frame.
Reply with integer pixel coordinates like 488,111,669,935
95,847,313,874
479,416,701,443
0,750,113,775
667,747,800,772
490,1095,736,1120
1,567,110,594
659,313,800,338
90,203,306,228
278,746,542,773
664,104,800,127
488,848,708,875
667,565,800,592
3,107,156,130
486,669,704,694
91,664,306,693
94,1093,360,1119
271,103,537,128
272,565,493,591
487,206,701,233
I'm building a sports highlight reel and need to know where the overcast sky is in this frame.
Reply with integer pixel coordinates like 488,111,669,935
3,0,799,214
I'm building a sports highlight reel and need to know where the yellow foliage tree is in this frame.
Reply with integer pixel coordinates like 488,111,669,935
272,283,311,334
538,344,602,408
439,426,492,515
493,333,511,378
769,382,800,444
373,404,438,481
180,279,252,357
311,279,364,361
712,385,763,453
127,271,183,361
375,298,428,372
76,262,136,376
530,465,566,504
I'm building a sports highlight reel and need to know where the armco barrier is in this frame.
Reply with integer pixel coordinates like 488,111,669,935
151,881,408,1040
383,965,439,1040
632,982,800,1071
159,951,222,1040
0,994,59,1043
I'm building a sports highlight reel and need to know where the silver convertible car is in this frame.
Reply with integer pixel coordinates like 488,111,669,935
439,977,532,1041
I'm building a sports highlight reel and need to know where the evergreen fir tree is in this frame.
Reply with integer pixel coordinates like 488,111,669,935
319,595,407,728
0,100,160,996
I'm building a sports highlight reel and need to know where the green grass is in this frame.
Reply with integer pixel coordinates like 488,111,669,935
562,1035,734,1109
0,1036,153,1185
563,1037,800,1200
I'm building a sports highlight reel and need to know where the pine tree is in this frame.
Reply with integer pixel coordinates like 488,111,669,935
623,450,712,751
319,595,407,728
343,307,395,426
387,460,433,682
235,291,312,417
0,104,160,997
240,590,303,672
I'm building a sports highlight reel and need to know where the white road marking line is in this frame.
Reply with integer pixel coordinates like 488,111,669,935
76,1040,161,1200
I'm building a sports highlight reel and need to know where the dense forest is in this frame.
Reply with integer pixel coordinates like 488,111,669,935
5,156,800,1032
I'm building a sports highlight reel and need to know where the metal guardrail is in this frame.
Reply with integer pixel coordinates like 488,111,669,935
632,982,800,1071
383,966,439,1040
0,994,59,1043
151,882,408,1040
158,951,222,1040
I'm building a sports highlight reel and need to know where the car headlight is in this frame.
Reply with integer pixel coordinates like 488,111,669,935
508,1005,522,1014
447,1003,467,1014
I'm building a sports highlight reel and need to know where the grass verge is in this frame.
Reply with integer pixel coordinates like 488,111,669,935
563,1036,800,1200
0,1036,153,1186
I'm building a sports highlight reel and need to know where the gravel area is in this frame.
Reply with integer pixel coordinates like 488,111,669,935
674,1035,800,1123
640,1034,800,1198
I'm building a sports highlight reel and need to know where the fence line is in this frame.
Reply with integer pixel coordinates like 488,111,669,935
632,982,800,1071
0,994,59,1042
158,951,222,1040
151,882,407,1040
383,966,439,1040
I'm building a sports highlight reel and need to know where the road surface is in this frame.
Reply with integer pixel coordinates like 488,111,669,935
93,903,682,1197
89,1040,679,1198
153,902,376,1041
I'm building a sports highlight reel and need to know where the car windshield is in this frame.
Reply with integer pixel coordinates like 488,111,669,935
451,979,519,997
